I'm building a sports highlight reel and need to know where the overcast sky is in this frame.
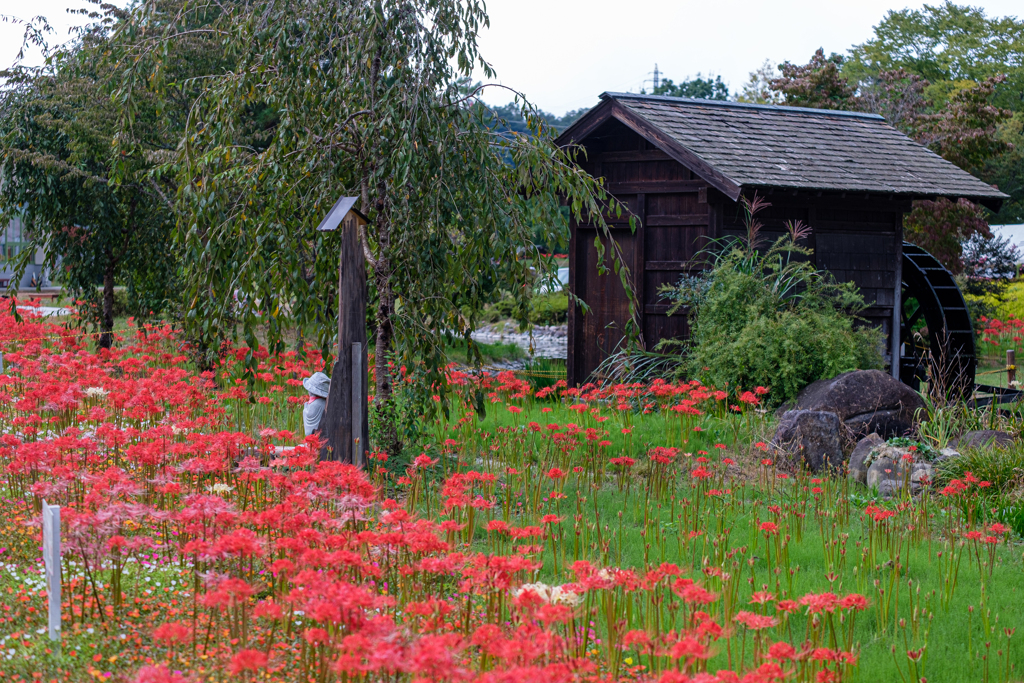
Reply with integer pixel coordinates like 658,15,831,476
2,0,1021,115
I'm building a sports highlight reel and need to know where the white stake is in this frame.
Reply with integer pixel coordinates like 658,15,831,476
41,500,61,642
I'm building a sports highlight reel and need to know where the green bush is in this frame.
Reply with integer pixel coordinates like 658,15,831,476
486,291,568,325
528,291,568,325
662,199,882,405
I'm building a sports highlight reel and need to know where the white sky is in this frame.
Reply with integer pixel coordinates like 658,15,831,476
1,0,1021,115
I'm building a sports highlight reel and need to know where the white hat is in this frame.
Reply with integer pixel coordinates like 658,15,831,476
302,371,331,398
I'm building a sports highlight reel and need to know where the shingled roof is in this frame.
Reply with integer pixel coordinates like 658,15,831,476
557,92,1007,208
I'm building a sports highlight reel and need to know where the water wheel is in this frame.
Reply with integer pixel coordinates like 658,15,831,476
898,242,976,395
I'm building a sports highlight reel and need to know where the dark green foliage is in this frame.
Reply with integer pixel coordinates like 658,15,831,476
844,3,1024,223
984,112,1024,223
884,436,940,461
662,199,883,404
651,74,729,101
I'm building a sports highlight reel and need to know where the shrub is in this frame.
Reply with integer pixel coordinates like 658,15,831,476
486,291,568,325
528,291,568,325
934,443,1024,491
662,197,883,405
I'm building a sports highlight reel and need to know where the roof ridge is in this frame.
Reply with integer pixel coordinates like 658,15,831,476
600,92,885,121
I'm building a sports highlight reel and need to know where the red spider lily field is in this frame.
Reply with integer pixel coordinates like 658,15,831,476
1,307,1023,683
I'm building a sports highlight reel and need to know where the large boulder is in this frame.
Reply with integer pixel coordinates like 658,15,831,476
773,410,844,473
849,433,884,485
785,370,925,438
949,430,1015,452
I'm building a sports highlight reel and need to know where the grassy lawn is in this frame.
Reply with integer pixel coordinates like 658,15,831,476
424,395,1024,682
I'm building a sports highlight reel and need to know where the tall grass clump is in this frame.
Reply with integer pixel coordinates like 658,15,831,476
661,196,883,404
935,442,1024,491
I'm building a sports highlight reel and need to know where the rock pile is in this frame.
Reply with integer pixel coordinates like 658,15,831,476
770,370,1017,493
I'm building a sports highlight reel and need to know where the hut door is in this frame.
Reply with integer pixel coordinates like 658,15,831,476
572,227,636,383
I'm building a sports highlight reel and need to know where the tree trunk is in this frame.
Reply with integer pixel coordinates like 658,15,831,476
372,217,400,458
99,255,115,350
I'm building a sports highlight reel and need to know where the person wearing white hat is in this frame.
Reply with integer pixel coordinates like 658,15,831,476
301,371,331,436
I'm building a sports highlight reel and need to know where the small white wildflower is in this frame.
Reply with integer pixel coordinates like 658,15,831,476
209,483,234,495
84,387,108,399
511,582,552,602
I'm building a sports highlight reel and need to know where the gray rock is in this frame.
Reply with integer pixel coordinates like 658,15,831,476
849,433,884,485
868,459,934,497
844,409,915,440
949,430,1015,452
773,410,844,473
787,370,925,438
911,462,935,486
877,479,903,498
866,456,897,489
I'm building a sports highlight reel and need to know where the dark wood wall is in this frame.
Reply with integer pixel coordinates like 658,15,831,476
569,119,712,384
568,118,907,386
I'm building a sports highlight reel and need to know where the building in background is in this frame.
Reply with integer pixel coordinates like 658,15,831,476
0,215,49,288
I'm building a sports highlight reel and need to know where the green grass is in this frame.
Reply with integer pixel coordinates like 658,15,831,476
444,338,525,365
424,398,1024,682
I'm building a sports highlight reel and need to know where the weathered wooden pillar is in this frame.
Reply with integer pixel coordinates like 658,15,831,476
316,197,369,466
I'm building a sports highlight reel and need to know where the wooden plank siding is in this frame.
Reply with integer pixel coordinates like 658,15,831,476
569,119,711,384
567,118,907,386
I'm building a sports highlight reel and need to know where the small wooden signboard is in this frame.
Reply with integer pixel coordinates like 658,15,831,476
41,500,60,642
316,196,369,466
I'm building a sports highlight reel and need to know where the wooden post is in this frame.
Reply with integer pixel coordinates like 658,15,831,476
1008,349,1016,386
321,211,369,464
41,500,60,643
352,342,364,467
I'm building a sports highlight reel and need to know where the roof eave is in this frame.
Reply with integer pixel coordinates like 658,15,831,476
744,184,1006,212
554,98,616,148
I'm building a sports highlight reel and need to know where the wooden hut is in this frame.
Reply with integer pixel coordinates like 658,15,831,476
555,93,1007,387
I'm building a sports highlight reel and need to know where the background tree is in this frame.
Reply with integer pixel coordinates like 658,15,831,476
119,0,625,457
846,1,1024,224
0,0,227,347
769,38,1015,272
737,60,784,105
487,101,587,134
770,49,854,110
845,1,1024,111
856,68,928,133
650,74,729,101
